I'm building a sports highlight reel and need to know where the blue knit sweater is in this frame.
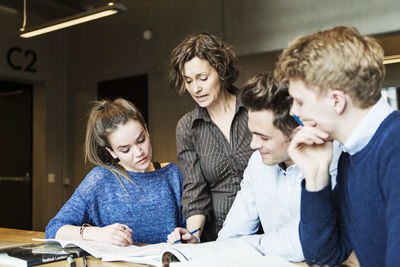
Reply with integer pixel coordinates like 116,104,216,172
299,111,400,267
46,163,185,243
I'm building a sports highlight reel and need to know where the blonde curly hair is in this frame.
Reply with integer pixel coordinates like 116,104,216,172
275,26,385,108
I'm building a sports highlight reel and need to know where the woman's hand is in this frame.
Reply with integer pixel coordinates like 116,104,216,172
85,223,133,246
167,227,199,244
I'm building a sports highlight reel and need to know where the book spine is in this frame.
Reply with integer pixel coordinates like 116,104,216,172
28,253,78,266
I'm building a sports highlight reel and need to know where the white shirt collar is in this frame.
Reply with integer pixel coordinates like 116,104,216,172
343,97,393,155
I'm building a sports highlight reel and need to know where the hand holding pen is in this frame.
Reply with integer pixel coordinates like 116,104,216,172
289,114,332,191
293,115,304,127
167,227,201,244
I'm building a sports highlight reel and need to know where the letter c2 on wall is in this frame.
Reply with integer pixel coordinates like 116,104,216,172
6,46,37,73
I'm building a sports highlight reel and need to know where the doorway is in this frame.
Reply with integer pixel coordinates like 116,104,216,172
0,81,33,230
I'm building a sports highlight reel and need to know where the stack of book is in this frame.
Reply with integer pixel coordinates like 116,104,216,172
0,242,86,266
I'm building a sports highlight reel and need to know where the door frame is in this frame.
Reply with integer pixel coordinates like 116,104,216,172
0,75,47,230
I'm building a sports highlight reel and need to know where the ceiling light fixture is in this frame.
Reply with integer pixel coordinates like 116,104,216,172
383,55,400,65
19,2,126,38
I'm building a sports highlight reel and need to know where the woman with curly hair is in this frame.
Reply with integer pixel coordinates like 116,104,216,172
167,32,253,243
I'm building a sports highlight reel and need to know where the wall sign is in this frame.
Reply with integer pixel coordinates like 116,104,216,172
6,47,37,73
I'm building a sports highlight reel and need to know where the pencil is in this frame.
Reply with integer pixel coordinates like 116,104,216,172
174,228,201,244
67,256,76,267
293,115,304,127
83,254,87,267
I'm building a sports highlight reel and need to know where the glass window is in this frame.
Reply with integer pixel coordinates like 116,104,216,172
381,87,399,110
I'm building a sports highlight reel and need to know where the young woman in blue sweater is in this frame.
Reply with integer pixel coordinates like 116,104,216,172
46,98,185,245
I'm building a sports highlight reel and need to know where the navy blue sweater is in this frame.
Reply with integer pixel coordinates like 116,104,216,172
300,111,400,267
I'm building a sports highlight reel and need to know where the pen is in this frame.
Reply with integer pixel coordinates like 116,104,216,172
293,115,304,127
174,228,201,244
83,254,88,267
67,255,76,267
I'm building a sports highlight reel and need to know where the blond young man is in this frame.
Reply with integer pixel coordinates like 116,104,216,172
275,26,398,267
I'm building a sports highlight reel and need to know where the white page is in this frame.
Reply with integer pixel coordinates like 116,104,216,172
165,239,261,261
169,255,297,267
101,242,171,259
102,254,162,267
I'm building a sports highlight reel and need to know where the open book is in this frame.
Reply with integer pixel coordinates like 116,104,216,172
34,238,296,267
168,257,297,267
32,238,158,259
102,239,296,267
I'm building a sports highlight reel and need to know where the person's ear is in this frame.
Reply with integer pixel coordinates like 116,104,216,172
329,89,347,115
106,146,118,159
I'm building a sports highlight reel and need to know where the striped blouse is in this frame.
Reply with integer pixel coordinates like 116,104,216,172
176,96,254,241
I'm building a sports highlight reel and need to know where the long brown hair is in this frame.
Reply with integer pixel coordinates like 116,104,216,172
85,98,147,190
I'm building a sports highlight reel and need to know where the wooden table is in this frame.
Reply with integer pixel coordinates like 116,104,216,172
0,227,146,267
0,227,311,267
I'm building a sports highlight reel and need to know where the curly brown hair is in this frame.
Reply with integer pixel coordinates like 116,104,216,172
274,26,385,108
239,72,298,137
169,32,239,95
